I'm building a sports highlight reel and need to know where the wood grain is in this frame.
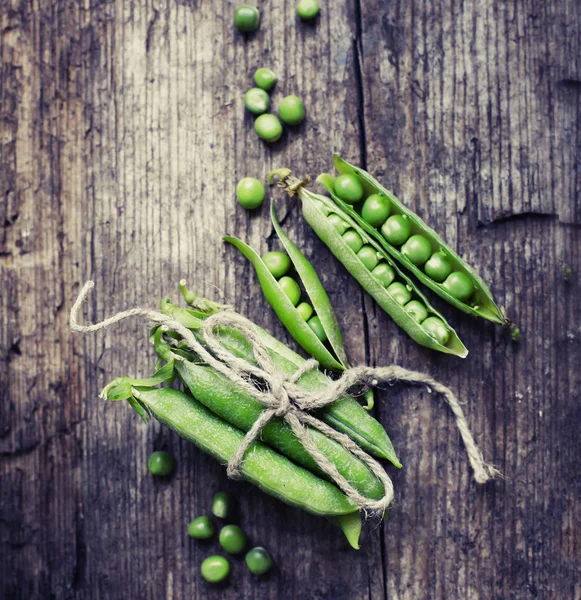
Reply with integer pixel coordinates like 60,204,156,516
1,0,579,598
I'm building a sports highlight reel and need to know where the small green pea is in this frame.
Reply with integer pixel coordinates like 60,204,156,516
296,0,320,20
219,524,247,554
422,316,450,346
147,451,176,476
381,214,412,246
262,251,291,279
404,300,428,323
245,547,273,575
188,516,215,540
307,315,327,342
371,262,395,287
211,491,234,519
361,194,391,227
278,95,305,126
443,271,474,301
254,67,277,91
234,4,260,33
356,245,379,271
254,114,283,143
401,234,432,266
236,177,265,210
201,555,230,583
328,213,350,235
244,87,270,115
424,251,453,282
313,198,330,215
296,302,313,321
278,276,301,306
387,282,412,306
334,174,364,204
342,229,364,253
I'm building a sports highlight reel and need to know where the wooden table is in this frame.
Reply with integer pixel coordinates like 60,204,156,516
1,1,580,598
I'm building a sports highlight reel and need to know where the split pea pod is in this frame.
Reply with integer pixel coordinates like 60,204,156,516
319,154,508,326
269,170,468,358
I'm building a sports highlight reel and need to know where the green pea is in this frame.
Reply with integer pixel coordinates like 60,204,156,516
254,67,277,91
244,88,270,115
307,315,327,342
278,276,301,306
404,300,428,324
328,213,350,235
401,234,432,266
245,547,273,575
371,263,395,288
381,214,412,246
296,302,313,321
361,194,391,227
234,4,260,33
387,282,412,306
147,451,176,476
342,229,363,253
254,114,283,143
201,555,230,583
296,0,320,20
219,524,247,554
313,198,330,215
334,174,364,204
188,516,215,540
211,491,234,519
443,271,474,301
278,95,305,126
262,251,291,279
356,245,379,271
236,177,265,210
424,251,453,282
422,316,450,346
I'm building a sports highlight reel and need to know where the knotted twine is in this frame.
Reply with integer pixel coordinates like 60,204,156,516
70,281,498,516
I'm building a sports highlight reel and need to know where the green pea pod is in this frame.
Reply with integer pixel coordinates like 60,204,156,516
323,154,508,326
269,172,468,358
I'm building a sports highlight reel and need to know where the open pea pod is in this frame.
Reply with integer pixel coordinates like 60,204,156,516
321,154,508,326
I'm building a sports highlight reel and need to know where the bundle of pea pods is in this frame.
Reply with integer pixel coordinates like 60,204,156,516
101,154,510,550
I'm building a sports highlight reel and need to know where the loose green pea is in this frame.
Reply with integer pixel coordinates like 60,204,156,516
254,114,283,143
262,251,291,279
234,5,260,33
443,271,474,301
147,451,176,476
245,547,273,575
422,316,450,346
387,282,412,306
188,516,215,540
334,174,364,205
401,234,432,266
307,315,327,342
244,88,270,115
357,245,379,271
254,68,277,91
278,276,301,306
328,213,350,235
381,214,412,246
361,194,391,227
296,0,320,20
404,300,428,324
342,229,363,253
236,177,265,210
201,555,230,583
211,491,234,519
278,95,305,126
424,251,453,282
219,524,247,554
296,302,313,321
371,262,395,287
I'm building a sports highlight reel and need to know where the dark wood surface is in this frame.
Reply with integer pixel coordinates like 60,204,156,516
1,1,580,598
